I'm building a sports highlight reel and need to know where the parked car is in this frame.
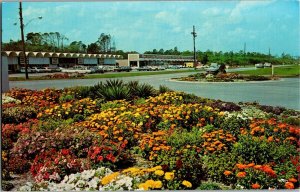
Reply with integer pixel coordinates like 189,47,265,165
255,63,264,68
114,66,132,72
137,66,151,71
48,67,62,72
158,66,166,70
91,66,105,73
102,66,115,72
148,66,160,71
30,67,46,73
168,65,180,69
206,63,220,74
20,67,32,73
61,66,93,74
42,67,53,73
264,63,272,68
195,65,208,70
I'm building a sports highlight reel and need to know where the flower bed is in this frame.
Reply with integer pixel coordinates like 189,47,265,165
1,85,299,190
172,72,276,82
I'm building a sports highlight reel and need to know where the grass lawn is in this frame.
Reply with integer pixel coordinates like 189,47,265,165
237,65,300,77
9,69,196,81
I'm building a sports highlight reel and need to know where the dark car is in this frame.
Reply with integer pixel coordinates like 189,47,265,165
137,66,151,71
114,66,132,72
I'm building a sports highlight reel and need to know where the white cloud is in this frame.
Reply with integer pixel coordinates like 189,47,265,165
23,6,47,18
202,7,230,16
154,9,184,33
54,5,71,15
228,0,276,23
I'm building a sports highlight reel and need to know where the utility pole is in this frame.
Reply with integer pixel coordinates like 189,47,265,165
19,2,29,79
191,25,197,69
244,42,246,55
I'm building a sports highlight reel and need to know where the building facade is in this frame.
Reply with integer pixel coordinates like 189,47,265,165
127,54,194,68
2,51,123,72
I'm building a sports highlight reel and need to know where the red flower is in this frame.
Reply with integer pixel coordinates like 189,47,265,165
43,172,50,180
97,156,103,161
61,149,70,156
251,183,261,189
121,143,126,148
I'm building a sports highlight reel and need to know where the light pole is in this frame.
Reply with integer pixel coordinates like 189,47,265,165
191,25,197,69
18,2,42,79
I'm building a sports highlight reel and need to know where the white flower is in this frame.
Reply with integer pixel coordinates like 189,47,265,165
236,184,244,189
19,185,32,191
75,179,86,188
81,169,95,180
279,179,287,183
88,177,100,189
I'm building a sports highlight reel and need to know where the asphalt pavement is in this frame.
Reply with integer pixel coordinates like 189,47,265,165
8,71,300,110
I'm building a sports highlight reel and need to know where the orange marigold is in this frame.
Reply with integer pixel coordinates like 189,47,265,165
285,182,294,189
236,172,246,178
254,165,262,170
223,170,232,176
288,178,298,183
251,183,261,189
236,164,248,169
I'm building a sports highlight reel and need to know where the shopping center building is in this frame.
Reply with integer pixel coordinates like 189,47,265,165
2,51,123,73
127,54,194,68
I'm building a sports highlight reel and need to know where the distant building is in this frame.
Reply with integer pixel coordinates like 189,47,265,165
116,59,129,67
2,51,123,72
128,54,194,68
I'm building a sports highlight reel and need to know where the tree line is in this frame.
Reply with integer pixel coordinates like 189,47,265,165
144,48,299,66
2,32,116,54
2,32,299,65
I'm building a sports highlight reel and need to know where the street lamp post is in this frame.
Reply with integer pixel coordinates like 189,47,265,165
191,25,197,69
18,2,42,79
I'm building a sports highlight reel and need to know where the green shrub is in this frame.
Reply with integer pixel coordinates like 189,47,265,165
91,80,130,101
167,127,204,149
134,83,157,98
220,116,250,137
181,93,210,104
73,114,85,122
159,85,173,93
2,106,37,124
198,182,222,190
202,152,241,185
155,147,205,187
127,81,157,98
59,94,74,103
232,135,297,164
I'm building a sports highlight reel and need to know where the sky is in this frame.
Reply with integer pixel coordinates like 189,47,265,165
2,0,299,56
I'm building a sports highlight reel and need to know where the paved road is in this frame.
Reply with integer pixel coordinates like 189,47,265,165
9,71,300,110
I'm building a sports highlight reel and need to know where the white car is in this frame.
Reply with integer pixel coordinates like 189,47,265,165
264,63,272,67
61,66,92,74
20,67,32,73
255,63,264,68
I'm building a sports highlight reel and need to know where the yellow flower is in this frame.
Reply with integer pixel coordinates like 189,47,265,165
153,180,163,189
145,179,156,187
164,172,175,180
154,170,164,176
182,180,192,188
138,183,149,190
153,166,162,170
122,167,140,174
101,172,119,185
